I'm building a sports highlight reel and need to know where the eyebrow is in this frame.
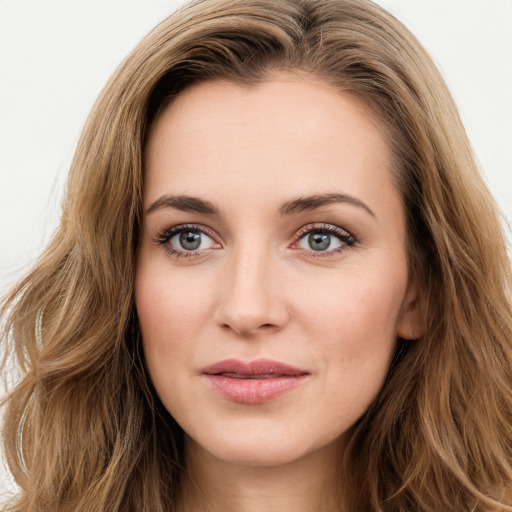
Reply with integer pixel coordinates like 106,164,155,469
146,194,220,215
280,193,375,217
146,192,375,218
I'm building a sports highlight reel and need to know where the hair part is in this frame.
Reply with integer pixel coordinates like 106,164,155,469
2,0,512,510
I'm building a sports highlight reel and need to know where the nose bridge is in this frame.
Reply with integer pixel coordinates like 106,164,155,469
215,238,288,335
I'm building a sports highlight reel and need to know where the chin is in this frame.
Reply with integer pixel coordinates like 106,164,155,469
205,441,309,467
185,422,345,468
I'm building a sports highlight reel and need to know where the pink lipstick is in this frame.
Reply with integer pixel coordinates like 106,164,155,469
200,358,310,404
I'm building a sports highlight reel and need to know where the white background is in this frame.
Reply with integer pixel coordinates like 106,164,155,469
1,0,511,499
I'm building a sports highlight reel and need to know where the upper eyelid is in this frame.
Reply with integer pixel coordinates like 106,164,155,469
163,223,217,238
294,223,353,238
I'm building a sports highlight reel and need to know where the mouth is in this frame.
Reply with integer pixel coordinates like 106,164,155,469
215,372,289,379
200,358,310,404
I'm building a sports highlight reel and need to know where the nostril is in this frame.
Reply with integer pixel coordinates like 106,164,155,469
220,321,280,336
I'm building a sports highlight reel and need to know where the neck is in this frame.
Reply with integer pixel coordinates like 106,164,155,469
176,435,346,512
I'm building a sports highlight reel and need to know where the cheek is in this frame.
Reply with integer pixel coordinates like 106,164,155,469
136,261,211,341
292,264,407,403
134,260,213,397
295,266,407,344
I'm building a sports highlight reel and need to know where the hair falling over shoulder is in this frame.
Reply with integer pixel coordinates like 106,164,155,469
1,0,512,510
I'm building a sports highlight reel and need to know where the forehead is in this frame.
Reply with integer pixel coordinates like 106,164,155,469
143,72,396,217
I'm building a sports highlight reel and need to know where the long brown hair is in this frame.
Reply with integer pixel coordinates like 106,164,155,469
2,0,512,510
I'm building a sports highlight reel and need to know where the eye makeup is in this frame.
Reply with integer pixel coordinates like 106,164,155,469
152,221,357,260
292,223,355,258
153,223,220,259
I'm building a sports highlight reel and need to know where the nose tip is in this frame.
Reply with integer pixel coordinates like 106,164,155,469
213,253,289,336
219,312,284,337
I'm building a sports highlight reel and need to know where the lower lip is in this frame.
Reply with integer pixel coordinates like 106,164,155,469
203,374,309,404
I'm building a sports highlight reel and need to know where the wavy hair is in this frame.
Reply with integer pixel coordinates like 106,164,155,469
2,0,512,510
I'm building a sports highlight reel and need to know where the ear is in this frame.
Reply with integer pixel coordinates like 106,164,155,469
396,278,424,340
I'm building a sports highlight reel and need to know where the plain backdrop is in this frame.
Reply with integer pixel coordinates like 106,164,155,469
1,0,511,499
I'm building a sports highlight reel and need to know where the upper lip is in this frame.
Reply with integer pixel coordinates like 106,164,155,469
200,358,309,377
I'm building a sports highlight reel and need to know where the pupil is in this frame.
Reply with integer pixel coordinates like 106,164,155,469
180,231,201,250
309,232,330,251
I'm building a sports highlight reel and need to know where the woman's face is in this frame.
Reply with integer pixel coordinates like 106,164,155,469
135,72,421,467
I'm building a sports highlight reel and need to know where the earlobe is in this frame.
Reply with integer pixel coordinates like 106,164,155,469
396,279,425,340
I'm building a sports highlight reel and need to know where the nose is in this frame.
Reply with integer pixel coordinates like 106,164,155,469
213,245,290,336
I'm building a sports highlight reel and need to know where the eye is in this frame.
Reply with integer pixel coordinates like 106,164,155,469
155,224,219,257
294,223,355,255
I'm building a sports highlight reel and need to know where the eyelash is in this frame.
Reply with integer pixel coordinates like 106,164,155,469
153,223,356,259
294,224,356,258
154,224,218,259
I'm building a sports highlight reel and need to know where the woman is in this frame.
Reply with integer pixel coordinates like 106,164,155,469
2,0,511,510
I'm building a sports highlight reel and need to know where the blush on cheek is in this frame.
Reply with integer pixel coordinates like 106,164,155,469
136,273,208,366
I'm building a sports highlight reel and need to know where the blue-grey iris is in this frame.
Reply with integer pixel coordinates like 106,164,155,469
180,231,202,250
309,232,330,251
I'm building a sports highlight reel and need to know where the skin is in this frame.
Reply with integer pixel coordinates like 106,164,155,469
135,71,422,512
